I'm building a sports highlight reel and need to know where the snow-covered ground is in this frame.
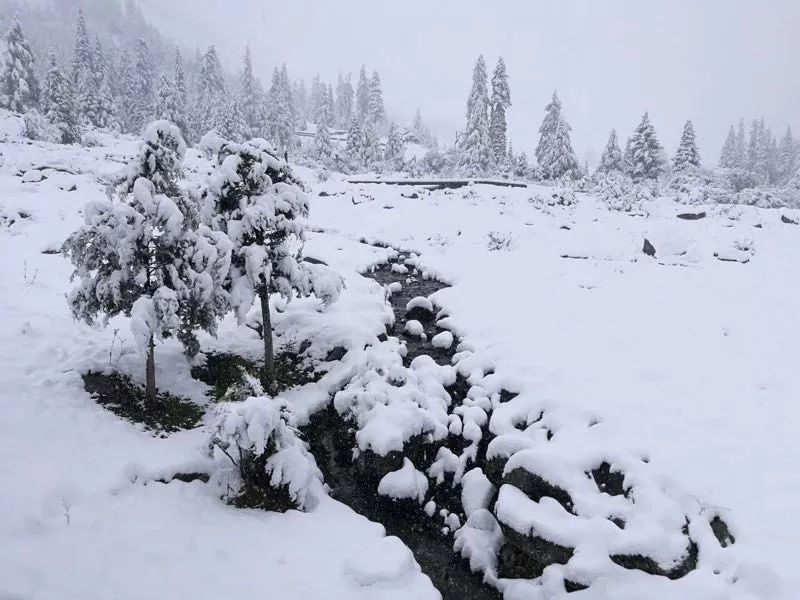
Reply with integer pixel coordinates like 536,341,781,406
310,177,797,598
0,114,793,600
0,116,438,600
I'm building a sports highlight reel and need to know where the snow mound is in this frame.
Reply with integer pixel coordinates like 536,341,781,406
342,536,423,588
378,458,429,504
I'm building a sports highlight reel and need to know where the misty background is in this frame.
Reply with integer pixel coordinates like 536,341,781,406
135,0,800,165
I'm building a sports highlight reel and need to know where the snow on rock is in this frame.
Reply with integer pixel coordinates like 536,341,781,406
404,319,425,338
21,169,45,183
461,468,496,517
342,535,437,597
405,295,435,321
431,330,454,349
378,458,429,504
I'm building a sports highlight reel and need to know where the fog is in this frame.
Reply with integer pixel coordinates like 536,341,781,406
133,1,800,162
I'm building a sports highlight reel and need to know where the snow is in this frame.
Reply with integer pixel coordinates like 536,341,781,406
378,458,429,504
0,119,438,600
310,176,795,598
404,319,425,337
431,330,454,349
343,535,437,596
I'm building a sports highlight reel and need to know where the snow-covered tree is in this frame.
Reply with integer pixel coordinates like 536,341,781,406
673,120,700,171
129,38,155,133
169,49,190,141
64,121,231,401
367,70,385,129
384,121,404,165
345,114,362,161
265,66,295,151
313,89,334,162
238,46,262,139
489,57,511,163
293,79,308,126
597,129,623,174
195,45,227,138
216,97,247,143
458,55,493,176
535,91,579,179
155,74,178,122
735,119,747,168
326,83,335,127
719,125,738,168
360,123,381,169
777,127,797,183
747,119,769,183
308,75,323,126
335,73,354,129
0,15,40,114
71,9,96,123
627,112,665,180
41,53,79,144
205,139,342,389
411,108,432,147
355,65,369,124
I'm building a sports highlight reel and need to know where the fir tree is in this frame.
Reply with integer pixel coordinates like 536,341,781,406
747,119,769,182
673,120,700,171
335,73,354,129
326,83,335,127
345,115,363,161
734,119,747,168
72,9,96,123
535,91,578,178
411,108,431,146
266,66,295,150
489,57,511,162
171,49,190,141
367,71,385,129
205,139,341,389
458,55,493,176
627,112,665,180
355,65,369,124
84,37,117,130
41,53,80,144
293,79,308,126
129,38,155,133
64,121,231,401
598,129,623,173
195,45,227,138
777,127,797,183
360,122,380,169
238,46,262,139
0,15,40,113
719,125,738,168
384,121,404,165
155,74,178,122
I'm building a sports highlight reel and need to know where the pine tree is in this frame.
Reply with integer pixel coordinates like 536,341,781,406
411,109,432,147
355,65,369,124
155,74,178,122
41,53,80,144
719,125,737,168
326,83,335,127
345,115,363,161
489,57,511,162
735,119,747,168
598,129,623,173
129,38,155,133
335,73,354,129
627,112,665,180
205,139,341,389
238,46,262,139
747,119,769,182
314,88,333,161
673,120,700,171
293,79,308,126
82,37,117,130
195,45,227,138
266,66,295,150
384,122,404,165
360,122,380,169
535,91,578,179
0,15,40,113
777,127,797,183
458,55,493,176
170,49,190,141
71,9,96,123
64,121,231,401
367,71,385,129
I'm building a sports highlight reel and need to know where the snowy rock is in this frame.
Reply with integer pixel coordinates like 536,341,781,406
406,296,435,321
378,458,429,504
404,319,425,338
643,238,656,257
343,536,419,587
391,263,409,275
461,468,496,517
431,331,454,349
22,170,45,183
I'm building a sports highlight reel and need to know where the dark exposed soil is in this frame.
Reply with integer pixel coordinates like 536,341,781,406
83,372,204,434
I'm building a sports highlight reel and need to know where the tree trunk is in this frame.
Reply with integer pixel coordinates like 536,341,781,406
145,334,156,403
260,290,274,393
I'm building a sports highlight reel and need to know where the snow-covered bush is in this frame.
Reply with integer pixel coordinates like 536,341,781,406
204,137,343,390
64,121,231,401
208,395,325,512
422,148,445,175
22,109,59,143
533,182,576,207
486,231,516,251
596,170,635,211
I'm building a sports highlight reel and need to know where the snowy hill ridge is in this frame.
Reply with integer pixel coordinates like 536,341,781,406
0,115,792,600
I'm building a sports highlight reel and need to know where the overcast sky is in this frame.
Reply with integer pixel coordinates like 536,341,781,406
139,0,800,164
